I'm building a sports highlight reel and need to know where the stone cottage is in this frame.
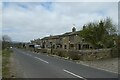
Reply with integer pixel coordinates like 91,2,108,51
39,26,93,51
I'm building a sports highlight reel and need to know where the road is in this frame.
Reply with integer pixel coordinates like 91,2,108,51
11,48,118,79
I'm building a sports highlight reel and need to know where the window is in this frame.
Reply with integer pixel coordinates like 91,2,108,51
83,44,89,49
53,45,55,49
64,45,67,49
60,45,62,48
78,44,81,50
70,44,74,47
86,44,89,49
82,38,85,42
56,45,59,48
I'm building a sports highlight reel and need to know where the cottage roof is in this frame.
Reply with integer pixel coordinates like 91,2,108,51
62,31,80,36
41,37,49,40
41,31,80,40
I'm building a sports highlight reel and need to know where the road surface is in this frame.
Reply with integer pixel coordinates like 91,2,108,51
11,48,118,79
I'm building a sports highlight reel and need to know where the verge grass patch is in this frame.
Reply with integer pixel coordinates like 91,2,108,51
2,48,12,78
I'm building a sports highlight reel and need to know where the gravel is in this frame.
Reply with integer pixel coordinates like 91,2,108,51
45,52,119,74
77,58,119,74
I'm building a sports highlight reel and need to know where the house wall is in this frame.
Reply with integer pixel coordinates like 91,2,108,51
62,36,69,50
40,34,93,50
69,35,82,50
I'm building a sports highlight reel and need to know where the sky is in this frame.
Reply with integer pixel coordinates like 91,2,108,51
2,1,119,42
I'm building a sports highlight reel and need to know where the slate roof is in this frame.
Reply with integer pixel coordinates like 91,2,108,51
41,31,80,40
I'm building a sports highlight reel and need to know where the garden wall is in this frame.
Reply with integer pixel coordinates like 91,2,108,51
33,48,113,61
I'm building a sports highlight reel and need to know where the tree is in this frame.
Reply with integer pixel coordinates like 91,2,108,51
80,22,100,48
0,39,2,50
118,35,120,55
104,17,116,35
2,35,12,49
2,35,11,42
79,18,117,49
102,18,117,48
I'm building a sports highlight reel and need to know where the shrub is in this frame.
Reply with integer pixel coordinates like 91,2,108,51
68,51,81,60
56,50,66,57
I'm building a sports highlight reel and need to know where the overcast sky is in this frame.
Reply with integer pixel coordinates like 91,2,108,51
2,1,118,42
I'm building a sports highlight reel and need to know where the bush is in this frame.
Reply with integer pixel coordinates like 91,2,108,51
55,50,67,57
53,49,81,60
40,49,47,53
69,54,81,60
68,51,81,60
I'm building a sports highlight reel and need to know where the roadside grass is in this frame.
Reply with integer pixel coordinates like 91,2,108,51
0,50,2,78
2,48,12,78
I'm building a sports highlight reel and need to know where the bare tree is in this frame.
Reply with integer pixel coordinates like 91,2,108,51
2,35,12,49
2,35,11,42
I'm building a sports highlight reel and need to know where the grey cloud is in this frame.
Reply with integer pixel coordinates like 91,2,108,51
3,2,118,42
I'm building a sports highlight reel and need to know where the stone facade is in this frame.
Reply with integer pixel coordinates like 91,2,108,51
28,27,113,61
32,27,93,51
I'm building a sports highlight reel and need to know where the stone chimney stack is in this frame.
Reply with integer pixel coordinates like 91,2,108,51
72,24,76,32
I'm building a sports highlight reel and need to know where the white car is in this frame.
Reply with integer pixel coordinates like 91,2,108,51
10,47,12,48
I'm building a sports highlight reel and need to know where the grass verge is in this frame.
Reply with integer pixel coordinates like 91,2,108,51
2,48,12,78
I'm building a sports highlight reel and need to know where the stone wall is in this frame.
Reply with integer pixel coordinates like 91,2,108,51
34,48,112,61
49,48,112,61
80,49,112,60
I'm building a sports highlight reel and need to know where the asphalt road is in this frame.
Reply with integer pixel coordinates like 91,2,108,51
12,48,118,79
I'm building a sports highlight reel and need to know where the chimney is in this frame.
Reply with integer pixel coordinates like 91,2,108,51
83,25,86,30
72,24,76,32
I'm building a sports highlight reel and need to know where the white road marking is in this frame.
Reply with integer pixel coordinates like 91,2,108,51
34,57,49,64
22,52,48,64
63,69,87,80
